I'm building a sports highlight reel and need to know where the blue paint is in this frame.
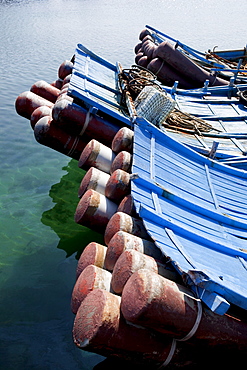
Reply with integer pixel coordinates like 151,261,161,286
132,118,247,313
69,42,247,314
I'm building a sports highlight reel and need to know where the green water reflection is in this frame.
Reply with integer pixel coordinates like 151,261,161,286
41,159,104,259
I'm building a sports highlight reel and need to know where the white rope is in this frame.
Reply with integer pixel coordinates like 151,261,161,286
155,59,165,76
67,136,80,157
79,110,91,136
159,298,203,368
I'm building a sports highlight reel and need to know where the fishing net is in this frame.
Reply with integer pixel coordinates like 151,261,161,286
134,85,176,126
119,64,213,133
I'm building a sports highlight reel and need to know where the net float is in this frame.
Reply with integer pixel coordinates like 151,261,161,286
78,167,110,198
74,189,118,233
15,91,53,119
76,242,107,279
111,127,133,153
78,139,116,173
104,211,150,246
34,115,87,159
30,80,60,103
104,230,163,271
71,264,112,314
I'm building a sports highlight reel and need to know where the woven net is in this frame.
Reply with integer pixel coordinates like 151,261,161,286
134,86,176,126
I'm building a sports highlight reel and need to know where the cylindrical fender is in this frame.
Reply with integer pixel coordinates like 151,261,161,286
58,60,74,80
104,211,150,246
105,169,131,203
78,139,116,173
30,105,53,129
78,167,110,198
153,41,228,87
104,230,162,271
52,99,120,146
139,28,152,41
30,80,60,103
71,265,112,314
74,189,118,233
147,58,196,89
111,127,133,154
110,151,132,174
15,91,53,119
73,289,177,365
76,242,107,279
34,116,87,159
141,39,157,59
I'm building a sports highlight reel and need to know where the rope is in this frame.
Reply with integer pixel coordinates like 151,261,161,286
155,59,165,76
118,65,161,101
79,110,91,136
164,108,213,133
158,297,203,368
119,65,213,134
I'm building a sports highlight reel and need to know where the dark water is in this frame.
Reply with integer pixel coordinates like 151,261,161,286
1,1,247,369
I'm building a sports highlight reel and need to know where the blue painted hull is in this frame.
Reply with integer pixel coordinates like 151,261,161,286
68,42,247,314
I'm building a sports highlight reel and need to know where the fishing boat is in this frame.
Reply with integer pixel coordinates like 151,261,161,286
64,43,247,363
136,25,247,86
67,43,247,169
15,40,247,368
67,42,247,308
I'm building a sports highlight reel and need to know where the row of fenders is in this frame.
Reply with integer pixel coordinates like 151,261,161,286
15,56,247,369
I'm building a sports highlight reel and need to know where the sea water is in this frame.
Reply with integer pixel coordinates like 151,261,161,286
0,0,247,368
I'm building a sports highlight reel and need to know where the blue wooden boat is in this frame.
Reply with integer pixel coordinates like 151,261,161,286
69,43,247,168
144,25,247,85
68,42,247,317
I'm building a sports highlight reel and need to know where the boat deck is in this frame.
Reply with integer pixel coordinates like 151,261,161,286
68,44,247,314
132,118,247,314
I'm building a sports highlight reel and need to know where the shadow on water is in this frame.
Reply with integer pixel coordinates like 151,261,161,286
41,159,104,259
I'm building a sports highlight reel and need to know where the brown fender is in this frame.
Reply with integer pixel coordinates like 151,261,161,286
33,115,87,159
104,211,150,246
58,60,73,80
121,269,247,349
153,41,228,87
147,58,197,89
73,289,175,365
104,230,163,271
30,105,53,129
52,99,120,146
30,80,60,103
15,91,53,119
74,189,118,232
76,242,107,279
